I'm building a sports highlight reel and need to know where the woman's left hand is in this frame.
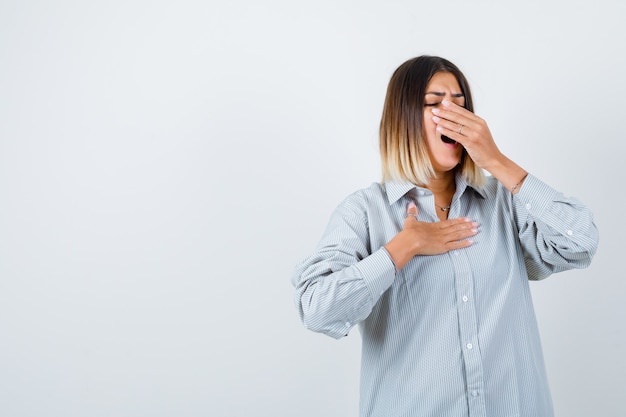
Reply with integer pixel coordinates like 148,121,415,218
431,99,503,172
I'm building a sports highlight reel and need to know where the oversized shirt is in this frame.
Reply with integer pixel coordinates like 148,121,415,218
292,173,598,417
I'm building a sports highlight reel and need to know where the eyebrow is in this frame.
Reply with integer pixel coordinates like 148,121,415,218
425,92,465,97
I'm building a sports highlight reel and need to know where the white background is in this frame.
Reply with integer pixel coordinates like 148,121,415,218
1,1,624,416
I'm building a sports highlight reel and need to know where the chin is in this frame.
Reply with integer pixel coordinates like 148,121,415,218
436,159,462,172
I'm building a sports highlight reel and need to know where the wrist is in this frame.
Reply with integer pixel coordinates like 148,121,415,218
483,155,528,192
509,173,528,194
480,151,508,174
384,232,416,270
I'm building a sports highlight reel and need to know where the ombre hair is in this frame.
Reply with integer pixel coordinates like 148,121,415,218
379,56,485,187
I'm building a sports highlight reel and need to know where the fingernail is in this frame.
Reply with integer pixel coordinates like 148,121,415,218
436,126,443,132
431,108,440,114
472,222,480,227
442,99,450,107
432,115,440,123
408,201,416,209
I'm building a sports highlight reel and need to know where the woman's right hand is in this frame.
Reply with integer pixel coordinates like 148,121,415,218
384,202,479,270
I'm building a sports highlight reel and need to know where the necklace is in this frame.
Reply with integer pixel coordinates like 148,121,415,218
434,203,451,212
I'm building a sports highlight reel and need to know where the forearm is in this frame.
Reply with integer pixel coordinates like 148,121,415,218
482,153,528,194
513,174,599,278
384,231,416,270
292,248,396,338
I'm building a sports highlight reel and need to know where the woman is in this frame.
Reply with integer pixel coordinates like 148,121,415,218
291,56,598,417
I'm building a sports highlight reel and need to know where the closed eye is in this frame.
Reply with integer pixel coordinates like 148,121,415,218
424,103,440,107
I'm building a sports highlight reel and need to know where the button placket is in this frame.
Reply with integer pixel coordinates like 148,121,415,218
450,247,486,413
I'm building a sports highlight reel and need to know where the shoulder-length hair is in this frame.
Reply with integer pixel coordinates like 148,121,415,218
379,55,485,187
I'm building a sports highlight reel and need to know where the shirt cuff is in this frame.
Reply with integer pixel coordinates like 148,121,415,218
355,247,397,301
513,174,559,221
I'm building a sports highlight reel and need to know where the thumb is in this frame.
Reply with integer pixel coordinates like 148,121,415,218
406,201,418,219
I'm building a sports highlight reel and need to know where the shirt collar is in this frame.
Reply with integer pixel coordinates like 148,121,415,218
384,172,487,205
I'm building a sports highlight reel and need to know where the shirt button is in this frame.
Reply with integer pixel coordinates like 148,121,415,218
462,296,468,302
525,203,532,210
466,343,473,350
567,230,573,236
471,390,479,397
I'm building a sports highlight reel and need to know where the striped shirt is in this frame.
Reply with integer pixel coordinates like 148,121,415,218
292,173,598,417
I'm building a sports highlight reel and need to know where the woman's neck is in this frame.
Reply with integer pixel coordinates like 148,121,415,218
427,171,456,221
426,171,456,195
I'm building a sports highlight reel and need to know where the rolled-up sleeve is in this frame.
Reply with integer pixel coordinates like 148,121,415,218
512,174,599,280
291,195,396,339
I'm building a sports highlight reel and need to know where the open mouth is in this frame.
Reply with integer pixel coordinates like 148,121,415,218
441,135,457,144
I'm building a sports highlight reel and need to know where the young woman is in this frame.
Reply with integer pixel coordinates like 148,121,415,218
291,55,598,417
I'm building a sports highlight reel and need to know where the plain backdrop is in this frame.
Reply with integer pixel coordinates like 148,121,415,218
1,1,624,416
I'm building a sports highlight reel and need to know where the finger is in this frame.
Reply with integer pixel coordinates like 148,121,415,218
436,123,469,146
439,217,476,229
446,226,479,242
431,103,480,129
444,238,474,251
441,99,480,121
432,116,468,136
431,114,474,145
431,108,465,127
406,201,418,219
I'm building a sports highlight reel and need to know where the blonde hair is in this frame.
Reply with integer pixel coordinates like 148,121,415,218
380,56,485,187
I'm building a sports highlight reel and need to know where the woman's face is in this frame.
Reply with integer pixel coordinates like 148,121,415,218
422,71,466,175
